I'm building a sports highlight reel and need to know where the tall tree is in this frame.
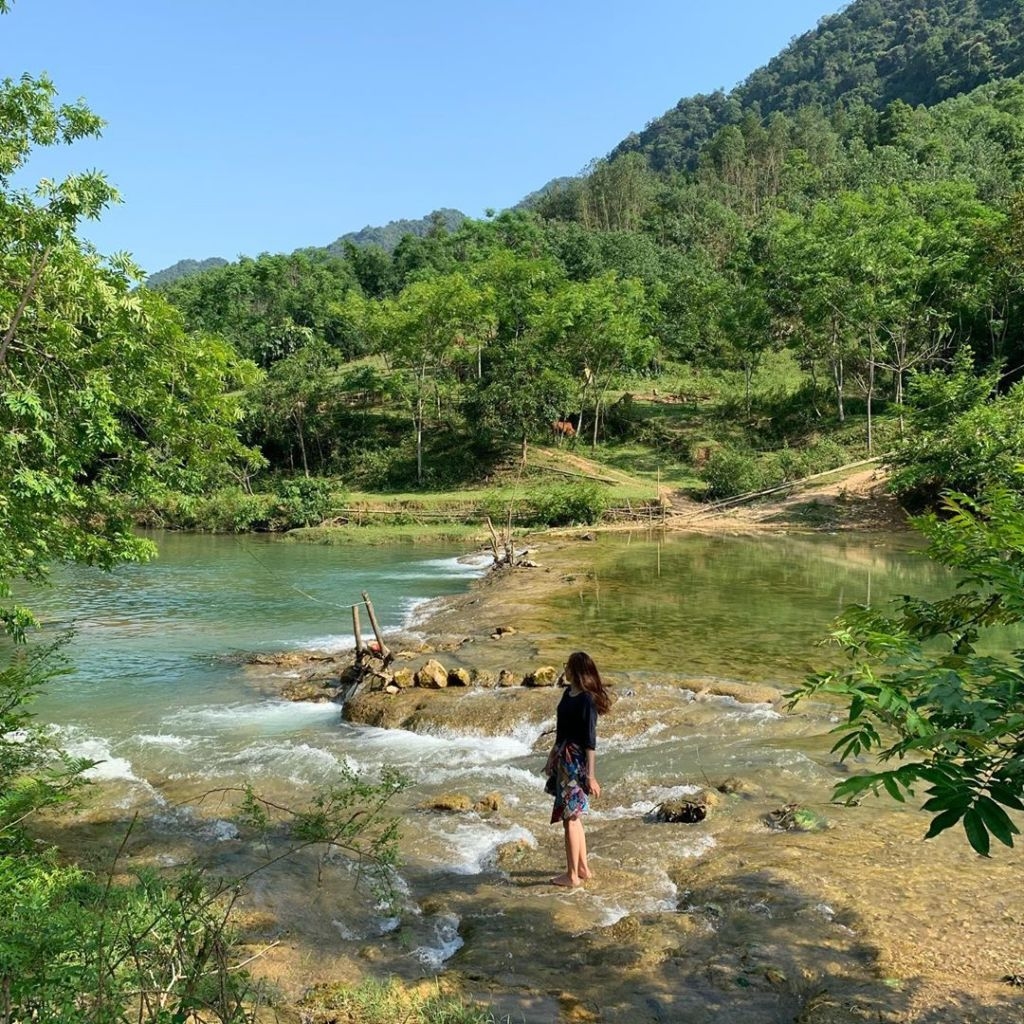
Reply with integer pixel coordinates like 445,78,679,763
0,71,259,634
537,274,655,447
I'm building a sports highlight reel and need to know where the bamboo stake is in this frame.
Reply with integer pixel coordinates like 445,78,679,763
351,604,364,656
360,591,390,659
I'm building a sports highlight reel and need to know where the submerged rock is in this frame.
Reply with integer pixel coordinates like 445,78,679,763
653,799,708,824
763,803,828,832
475,791,503,813
424,794,472,812
280,680,340,703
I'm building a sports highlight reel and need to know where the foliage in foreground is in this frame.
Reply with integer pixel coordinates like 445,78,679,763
299,976,498,1024
0,640,408,1022
789,485,1024,855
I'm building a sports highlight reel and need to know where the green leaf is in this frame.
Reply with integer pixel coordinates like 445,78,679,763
988,783,1024,812
924,805,966,840
962,808,991,857
975,795,1019,848
881,774,906,802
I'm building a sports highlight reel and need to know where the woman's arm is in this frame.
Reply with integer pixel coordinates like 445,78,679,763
586,748,601,798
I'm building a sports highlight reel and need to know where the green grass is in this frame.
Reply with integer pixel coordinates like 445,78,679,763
287,522,487,544
298,977,502,1024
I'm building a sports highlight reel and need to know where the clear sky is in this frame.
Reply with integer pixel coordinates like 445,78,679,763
7,0,848,275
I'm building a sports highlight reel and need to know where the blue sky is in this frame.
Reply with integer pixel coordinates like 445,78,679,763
7,1,847,274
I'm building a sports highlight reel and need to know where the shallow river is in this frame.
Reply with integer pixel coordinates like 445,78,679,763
17,528,1021,1022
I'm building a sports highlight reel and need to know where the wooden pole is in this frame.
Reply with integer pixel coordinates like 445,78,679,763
361,591,390,659
485,515,502,564
351,604,364,656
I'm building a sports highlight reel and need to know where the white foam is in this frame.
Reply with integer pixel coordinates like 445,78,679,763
63,735,141,783
437,821,537,875
591,783,703,821
413,912,463,968
212,741,349,782
289,633,355,653
592,901,630,928
345,723,534,766
166,700,340,730
424,764,544,790
136,733,193,749
723,704,782,721
401,596,436,628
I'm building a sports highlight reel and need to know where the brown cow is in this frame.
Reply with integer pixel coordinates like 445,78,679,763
552,420,577,440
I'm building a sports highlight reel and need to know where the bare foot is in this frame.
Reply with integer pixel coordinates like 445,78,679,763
549,873,581,887
578,866,594,881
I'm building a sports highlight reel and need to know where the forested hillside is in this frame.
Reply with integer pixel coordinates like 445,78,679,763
611,0,1024,171
323,207,467,254
148,0,1024,520
146,256,228,287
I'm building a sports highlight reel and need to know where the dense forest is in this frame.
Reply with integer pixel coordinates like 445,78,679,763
146,0,1024,514
611,0,1024,170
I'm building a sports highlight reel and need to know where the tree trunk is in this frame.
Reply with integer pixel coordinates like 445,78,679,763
295,411,309,477
415,396,423,484
866,344,875,456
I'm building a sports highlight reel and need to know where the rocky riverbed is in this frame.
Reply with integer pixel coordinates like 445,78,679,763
226,538,1024,1024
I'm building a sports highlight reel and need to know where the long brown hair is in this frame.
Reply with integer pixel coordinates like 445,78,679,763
566,651,611,715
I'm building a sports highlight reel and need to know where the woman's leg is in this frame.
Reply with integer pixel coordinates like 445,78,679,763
552,817,583,886
576,821,591,880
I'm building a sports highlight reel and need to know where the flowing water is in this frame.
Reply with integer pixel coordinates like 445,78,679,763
14,530,1022,1022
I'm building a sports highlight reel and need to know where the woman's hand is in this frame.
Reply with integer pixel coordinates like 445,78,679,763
587,777,601,798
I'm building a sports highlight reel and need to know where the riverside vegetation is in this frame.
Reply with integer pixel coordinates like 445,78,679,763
3,0,1024,1018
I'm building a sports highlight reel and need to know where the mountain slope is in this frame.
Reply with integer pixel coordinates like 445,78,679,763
612,0,1024,171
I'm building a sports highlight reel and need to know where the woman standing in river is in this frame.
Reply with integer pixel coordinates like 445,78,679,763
545,651,611,887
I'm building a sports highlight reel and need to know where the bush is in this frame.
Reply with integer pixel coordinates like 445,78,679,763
701,447,765,499
274,477,337,527
517,482,610,526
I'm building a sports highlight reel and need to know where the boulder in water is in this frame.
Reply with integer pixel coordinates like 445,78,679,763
653,800,707,824
391,667,415,689
763,803,828,832
425,793,472,812
280,680,339,703
475,791,503,813
447,667,471,687
497,669,520,687
416,659,448,688
523,665,559,687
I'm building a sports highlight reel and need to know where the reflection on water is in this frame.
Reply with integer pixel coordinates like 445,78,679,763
539,531,949,682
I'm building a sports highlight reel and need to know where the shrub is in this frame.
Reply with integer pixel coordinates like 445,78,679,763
273,477,338,528
701,447,765,499
520,482,610,526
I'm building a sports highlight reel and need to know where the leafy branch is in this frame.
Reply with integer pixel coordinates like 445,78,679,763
788,485,1024,855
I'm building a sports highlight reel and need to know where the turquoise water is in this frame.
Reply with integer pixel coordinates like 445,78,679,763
19,531,488,735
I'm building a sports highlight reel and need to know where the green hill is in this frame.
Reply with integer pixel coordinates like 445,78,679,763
611,0,1024,171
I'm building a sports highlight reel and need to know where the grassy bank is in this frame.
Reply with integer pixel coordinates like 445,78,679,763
141,354,894,539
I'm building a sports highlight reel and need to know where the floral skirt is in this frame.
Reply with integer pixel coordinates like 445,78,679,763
549,741,589,824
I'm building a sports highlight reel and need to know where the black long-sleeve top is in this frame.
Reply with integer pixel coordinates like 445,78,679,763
555,688,597,751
